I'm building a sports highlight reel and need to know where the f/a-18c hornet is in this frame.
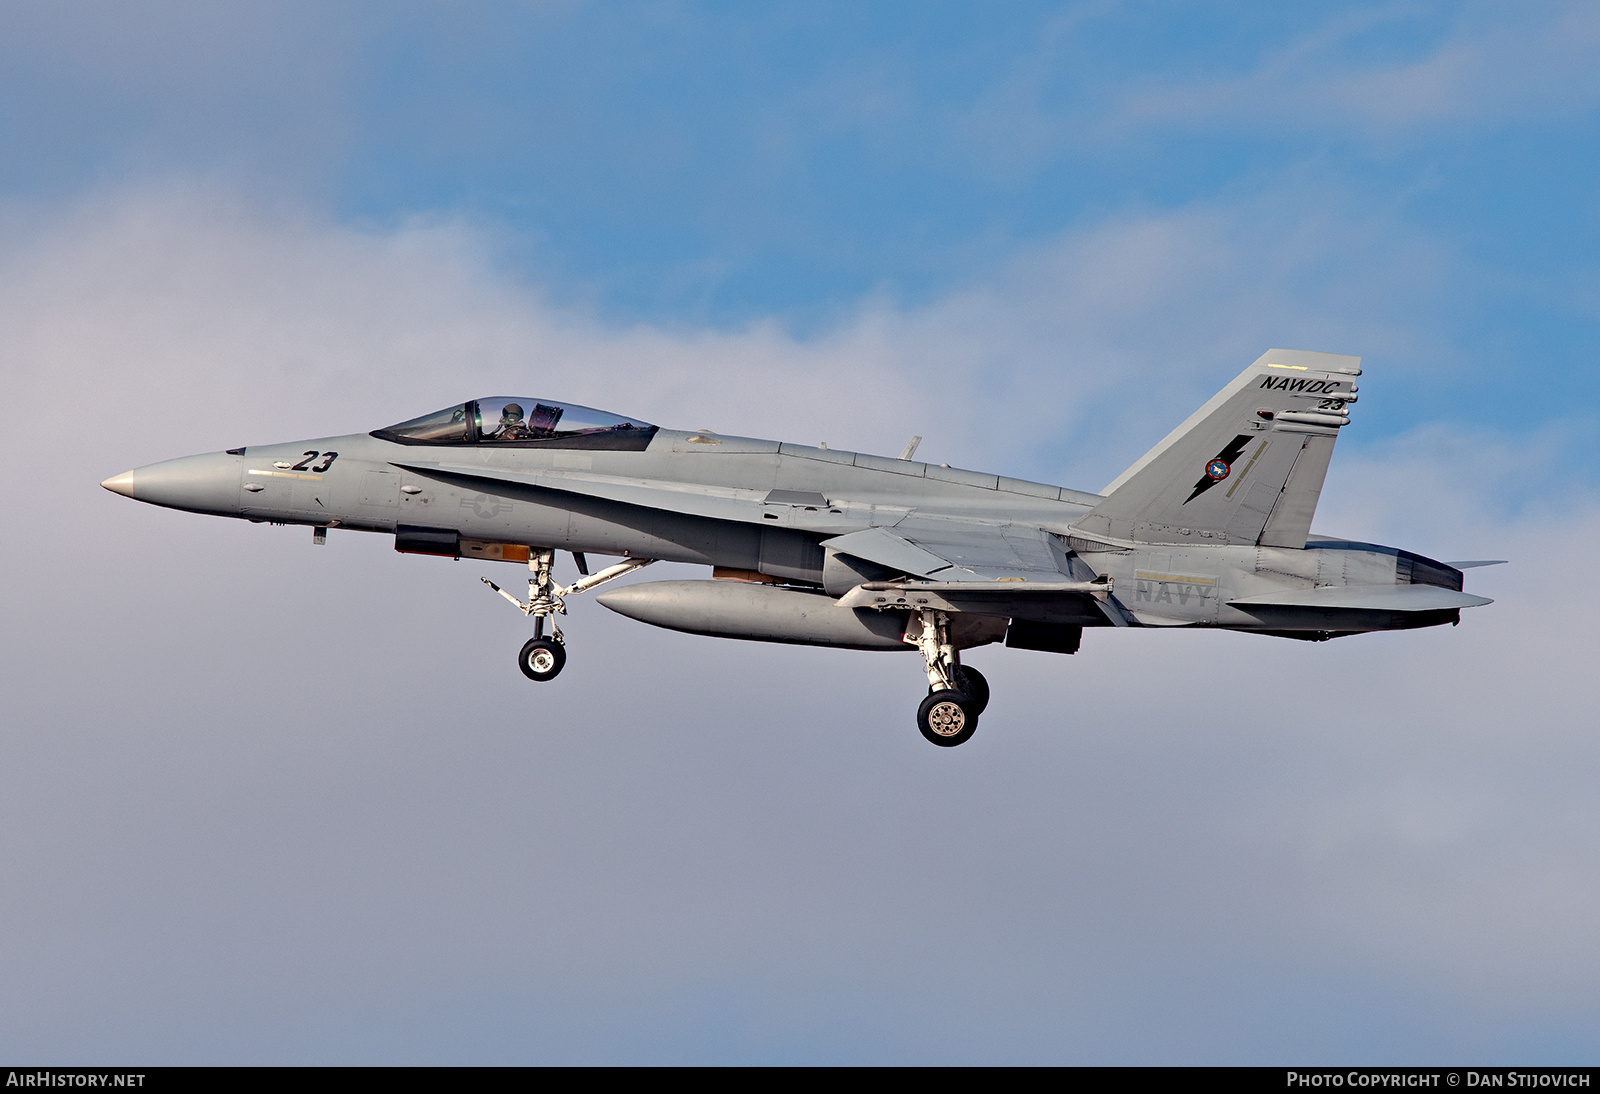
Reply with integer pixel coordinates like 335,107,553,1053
103,349,1500,747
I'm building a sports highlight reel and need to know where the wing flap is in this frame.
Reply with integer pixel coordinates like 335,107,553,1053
836,579,1110,624
1228,584,1492,611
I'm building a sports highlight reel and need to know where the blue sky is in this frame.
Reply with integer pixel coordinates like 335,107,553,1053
4,1,1586,435
7,4,1597,338
2,1,1599,1064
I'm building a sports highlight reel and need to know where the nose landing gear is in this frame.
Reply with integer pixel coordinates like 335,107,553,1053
483,548,654,681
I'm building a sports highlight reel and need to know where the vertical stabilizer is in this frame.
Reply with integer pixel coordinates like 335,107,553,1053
1073,349,1360,548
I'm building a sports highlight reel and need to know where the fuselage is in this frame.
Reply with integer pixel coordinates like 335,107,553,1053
104,355,1490,747
105,424,1466,638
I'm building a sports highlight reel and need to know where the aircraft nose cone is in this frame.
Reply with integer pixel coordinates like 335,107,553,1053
102,452,244,516
101,470,136,498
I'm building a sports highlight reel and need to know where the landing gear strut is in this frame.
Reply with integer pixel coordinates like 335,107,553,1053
906,609,985,746
483,548,653,681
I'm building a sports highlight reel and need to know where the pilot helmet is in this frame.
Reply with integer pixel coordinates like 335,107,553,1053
501,402,525,421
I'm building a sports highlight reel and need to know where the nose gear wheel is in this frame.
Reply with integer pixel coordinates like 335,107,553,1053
518,636,566,681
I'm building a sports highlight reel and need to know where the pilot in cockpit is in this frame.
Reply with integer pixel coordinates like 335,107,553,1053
492,402,532,441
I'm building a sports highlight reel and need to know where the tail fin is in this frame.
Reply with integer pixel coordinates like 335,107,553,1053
1073,349,1360,549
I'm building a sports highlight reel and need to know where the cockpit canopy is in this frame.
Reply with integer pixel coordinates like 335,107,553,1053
373,398,657,450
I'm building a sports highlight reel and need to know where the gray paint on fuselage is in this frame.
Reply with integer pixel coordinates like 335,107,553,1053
1072,539,1414,631
232,429,1101,573
130,412,1484,642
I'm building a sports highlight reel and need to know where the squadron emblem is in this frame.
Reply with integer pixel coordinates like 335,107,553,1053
1184,433,1255,503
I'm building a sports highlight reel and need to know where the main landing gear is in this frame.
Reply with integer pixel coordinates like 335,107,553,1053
906,609,988,747
483,548,653,682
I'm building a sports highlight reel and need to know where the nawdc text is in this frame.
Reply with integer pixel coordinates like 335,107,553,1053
1258,376,1351,394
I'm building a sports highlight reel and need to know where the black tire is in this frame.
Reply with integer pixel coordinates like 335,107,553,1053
518,637,566,682
952,665,990,715
917,689,978,747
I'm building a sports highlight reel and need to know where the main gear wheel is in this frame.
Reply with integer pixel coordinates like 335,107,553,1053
917,689,978,747
951,665,990,715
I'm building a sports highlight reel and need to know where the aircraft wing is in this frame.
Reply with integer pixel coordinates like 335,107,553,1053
392,460,1075,581
826,519,1123,626
395,458,1117,623
821,517,1071,581
818,527,959,577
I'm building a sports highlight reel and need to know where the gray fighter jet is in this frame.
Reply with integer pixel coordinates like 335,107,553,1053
103,349,1499,746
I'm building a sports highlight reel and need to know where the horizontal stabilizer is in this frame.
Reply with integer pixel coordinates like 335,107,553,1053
1447,560,1508,569
1228,584,1492,612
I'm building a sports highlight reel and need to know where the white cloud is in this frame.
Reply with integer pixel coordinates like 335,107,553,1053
1118,2,1600,136
0,182,1595,1061
0,173,1456,485
956,1,1600,172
